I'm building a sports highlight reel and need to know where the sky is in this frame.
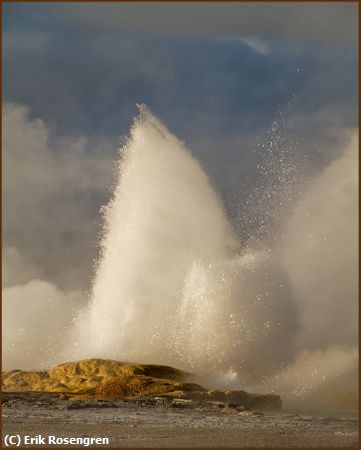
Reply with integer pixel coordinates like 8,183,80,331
2,2,358,374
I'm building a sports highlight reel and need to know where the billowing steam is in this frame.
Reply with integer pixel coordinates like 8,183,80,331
70,107,299,379
67,106,357,409
3,105,358,410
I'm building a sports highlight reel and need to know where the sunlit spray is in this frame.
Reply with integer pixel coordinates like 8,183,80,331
67,107,357,409
70,106,297,378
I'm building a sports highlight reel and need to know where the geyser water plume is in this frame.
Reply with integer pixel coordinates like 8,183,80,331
3,103,357,411
70,105,298,381
69,107,357,409
172,251,299,380
85,105,238,357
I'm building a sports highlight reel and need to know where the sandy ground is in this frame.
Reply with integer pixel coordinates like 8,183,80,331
2,396,359,448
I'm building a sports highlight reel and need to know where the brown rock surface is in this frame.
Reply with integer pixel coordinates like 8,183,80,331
2,358,281,410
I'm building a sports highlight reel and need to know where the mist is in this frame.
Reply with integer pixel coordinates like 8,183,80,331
2,1,358,417
50,107,357,410
252,130,358,409
3,106,357,411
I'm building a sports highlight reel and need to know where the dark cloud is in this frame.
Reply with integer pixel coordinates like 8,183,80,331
4,2,357,49
3,18,356,144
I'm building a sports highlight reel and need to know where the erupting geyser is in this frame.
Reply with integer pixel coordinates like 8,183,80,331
71,106,298,379
67,106,357,409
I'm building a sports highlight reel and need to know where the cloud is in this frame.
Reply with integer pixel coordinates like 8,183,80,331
12,2,356,49
3,23,356,160
3,3,356,168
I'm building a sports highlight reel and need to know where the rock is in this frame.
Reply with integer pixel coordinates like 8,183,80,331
67,400,118,409
178,389,281,410
207,401,226,409
247,393,282,410
228,402,245,411
2,358,282,410
238,410,253,416
170,399,194,408
252,411,265,416
2,359,194,396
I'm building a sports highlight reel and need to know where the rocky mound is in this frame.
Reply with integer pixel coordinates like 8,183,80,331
2,359,281,410
2,359,197,395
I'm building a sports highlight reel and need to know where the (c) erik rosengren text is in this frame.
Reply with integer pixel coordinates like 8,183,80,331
3,434,110,447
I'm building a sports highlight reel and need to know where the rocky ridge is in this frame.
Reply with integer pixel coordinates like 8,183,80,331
2,358,281,410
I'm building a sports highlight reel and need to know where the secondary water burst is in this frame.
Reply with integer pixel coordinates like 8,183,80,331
69,105,358,410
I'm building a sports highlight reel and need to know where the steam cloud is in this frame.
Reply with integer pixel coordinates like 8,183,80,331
2,103,112,369
3,105,358,409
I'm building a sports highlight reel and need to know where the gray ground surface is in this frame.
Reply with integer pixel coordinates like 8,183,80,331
2,394,359,448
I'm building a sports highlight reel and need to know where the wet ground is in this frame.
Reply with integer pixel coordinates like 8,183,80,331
2,393,359,447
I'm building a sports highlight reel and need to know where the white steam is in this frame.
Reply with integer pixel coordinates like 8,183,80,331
3,104,357,410
70,107,299,378
281,133,358,350
3,277,82,370
2,103,111,370
67,107,357,409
